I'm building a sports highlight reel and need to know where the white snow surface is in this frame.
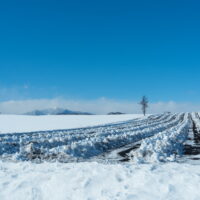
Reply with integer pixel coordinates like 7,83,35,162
0,114,143,134
130,113,191,163
1,113,200,200
0,161,200,200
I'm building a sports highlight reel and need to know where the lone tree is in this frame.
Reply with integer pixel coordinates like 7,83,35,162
140,96,148,116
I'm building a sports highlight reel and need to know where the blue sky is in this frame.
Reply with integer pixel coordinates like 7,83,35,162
0,0,200,113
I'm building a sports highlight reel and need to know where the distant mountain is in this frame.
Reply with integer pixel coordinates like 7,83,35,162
107,112,125,115
25,108,93,115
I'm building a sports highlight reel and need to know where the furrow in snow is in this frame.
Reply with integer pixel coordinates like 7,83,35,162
129,113,191,163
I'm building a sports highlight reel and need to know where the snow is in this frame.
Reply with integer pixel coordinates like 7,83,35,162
0,161,200,200
0,113,174,162
0,114,143,134
1,113,200,200
130,113,191,163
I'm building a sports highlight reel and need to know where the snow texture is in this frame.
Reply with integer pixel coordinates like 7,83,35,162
130,113,191,163
0,161,200,200
0,113,180,162
0,113,200,200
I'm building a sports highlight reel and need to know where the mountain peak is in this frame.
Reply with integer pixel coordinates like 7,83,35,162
25,108,93,115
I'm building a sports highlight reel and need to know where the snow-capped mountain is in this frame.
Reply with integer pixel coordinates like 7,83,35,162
25,108,92,115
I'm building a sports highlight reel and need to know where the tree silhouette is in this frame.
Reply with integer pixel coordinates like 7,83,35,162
140,96,148,116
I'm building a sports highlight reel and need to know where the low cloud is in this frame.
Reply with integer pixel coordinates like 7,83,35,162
0,98,200,114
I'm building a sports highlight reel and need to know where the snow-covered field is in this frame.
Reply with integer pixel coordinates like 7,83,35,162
0,114,143,134
1,113,200,200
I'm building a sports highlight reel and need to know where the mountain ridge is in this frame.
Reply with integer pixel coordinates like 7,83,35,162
25,108,93,115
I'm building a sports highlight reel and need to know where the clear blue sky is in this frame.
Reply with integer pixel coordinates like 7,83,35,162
0,0,200,102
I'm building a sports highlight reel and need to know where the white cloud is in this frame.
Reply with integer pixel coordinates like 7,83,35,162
0,98,200,114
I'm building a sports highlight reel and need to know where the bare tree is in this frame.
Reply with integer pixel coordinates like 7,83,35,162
140,96,148,116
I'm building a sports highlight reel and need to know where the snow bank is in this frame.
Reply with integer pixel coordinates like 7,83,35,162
0,161,200,200
130,113,191,163
191,112,200,131
0,113,179,161
0,114,144,134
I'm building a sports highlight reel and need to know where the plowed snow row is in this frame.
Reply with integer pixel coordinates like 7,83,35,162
0,113,193,163
130,113,191,163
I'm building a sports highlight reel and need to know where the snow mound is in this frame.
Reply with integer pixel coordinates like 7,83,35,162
130,113,192,163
